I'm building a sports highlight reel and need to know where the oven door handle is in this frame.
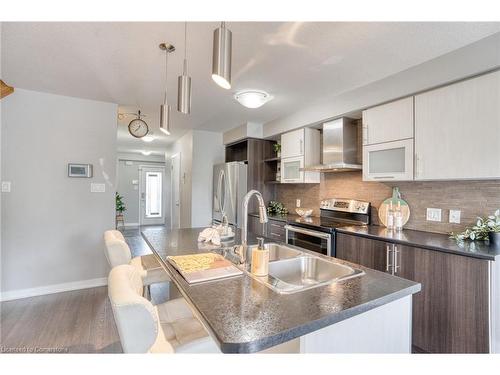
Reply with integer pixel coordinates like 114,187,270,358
284,225,332,257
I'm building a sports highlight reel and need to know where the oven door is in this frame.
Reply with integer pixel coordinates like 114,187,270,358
284,225,332,257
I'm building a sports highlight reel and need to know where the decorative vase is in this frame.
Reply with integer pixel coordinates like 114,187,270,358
488,231,500,245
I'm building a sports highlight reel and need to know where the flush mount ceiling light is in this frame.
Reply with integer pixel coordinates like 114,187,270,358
159,43,175,135
141,150,152,156
234,90,273,109
212,22,232,90
178,22,192,114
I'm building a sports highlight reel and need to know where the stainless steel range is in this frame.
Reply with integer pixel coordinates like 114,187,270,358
284,198,371,257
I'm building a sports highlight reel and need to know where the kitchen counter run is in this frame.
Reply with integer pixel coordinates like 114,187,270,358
337,225,500,261
141,226,420,353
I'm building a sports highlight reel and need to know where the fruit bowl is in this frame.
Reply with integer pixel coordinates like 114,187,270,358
295,208,313,218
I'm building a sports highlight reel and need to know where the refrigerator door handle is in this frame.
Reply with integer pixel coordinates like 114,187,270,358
217,169,226,214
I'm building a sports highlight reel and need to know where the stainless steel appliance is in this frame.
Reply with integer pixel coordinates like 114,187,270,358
303,118,362,172
212,162,248,227
285,198,370,257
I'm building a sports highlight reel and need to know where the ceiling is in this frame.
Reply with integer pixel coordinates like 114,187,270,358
3,22,500,153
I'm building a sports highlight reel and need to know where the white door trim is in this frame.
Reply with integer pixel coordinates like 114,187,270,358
170,153,181,229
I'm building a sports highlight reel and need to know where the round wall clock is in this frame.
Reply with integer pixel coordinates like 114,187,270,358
128,110,149,138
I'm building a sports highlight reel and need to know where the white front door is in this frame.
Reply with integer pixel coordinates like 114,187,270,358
139,166,166,226
171,153,181,229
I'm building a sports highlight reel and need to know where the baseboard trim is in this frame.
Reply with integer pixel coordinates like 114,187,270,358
0,277,108,302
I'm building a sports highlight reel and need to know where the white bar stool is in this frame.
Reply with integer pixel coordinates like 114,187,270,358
103,230,169,291
108,264,220,353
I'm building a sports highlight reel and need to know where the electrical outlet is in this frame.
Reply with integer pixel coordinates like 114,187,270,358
426,208,442,222
296,199,301,208
1,181,11,193
449,209,461,224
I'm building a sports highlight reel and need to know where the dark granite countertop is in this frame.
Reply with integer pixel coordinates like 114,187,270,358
141,226,420,353
336,225,500,261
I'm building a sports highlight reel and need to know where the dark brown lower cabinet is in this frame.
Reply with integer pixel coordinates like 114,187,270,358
336,232,490,353
266,220,286,242
248,215,287,242
248,215,266,237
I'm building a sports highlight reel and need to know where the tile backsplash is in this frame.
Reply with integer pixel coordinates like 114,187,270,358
276,172,500,234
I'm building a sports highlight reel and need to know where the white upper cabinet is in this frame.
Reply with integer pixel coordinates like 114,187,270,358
281,128,305,159
362,97,414,145
415,70,500,180
280,128,320,184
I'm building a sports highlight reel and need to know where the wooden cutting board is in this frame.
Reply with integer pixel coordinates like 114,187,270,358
378,197,410,227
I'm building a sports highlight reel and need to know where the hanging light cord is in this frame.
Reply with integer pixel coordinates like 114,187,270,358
164,50,168,104
183,22,188,75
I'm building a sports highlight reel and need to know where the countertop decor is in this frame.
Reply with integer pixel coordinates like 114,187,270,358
267,200,288,216
450,209,500,242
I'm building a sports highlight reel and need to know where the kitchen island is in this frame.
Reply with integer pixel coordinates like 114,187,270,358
141,226,421,353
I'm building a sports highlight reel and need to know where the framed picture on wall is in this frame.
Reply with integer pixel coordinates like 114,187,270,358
68,163,93,178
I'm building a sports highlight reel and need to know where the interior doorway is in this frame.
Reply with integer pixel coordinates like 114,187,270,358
139,165,166,226
171,153,181,229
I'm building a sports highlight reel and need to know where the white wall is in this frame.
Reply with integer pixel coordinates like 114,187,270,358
1,89,117,299
264,32,500,137
223,122,263,145
166,130,224,228
191,131,224,227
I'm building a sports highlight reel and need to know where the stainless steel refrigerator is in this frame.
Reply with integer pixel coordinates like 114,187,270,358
212,162,248,227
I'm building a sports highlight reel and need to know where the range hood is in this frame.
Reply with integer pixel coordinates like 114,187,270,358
303,117,362,172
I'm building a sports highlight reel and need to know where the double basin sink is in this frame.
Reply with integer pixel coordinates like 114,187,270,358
239,243,364,294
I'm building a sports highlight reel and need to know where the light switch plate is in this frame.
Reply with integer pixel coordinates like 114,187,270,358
426,208,442,222
91,183,106,193
1,181,11,193
449,209,461,224
132,179,139,185
125,161,133,166
296,199,301,208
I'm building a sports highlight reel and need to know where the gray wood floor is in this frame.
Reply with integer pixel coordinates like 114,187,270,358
0,226,169,353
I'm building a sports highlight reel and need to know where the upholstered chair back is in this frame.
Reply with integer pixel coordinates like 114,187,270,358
108,264,171,353
104,230,132,268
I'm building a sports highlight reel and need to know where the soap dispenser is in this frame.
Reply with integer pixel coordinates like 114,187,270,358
251,237,269,277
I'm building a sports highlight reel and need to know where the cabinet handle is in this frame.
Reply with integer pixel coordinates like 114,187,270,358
416,154,423,178
394,245,400,274
385,244,393,272
373,176,395,179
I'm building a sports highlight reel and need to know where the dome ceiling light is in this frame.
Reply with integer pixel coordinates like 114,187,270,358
234,90,273,109
142,134,155,143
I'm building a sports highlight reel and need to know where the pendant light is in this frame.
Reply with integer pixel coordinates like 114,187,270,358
178,22,192,114
211,22,232,90
159,43,175,135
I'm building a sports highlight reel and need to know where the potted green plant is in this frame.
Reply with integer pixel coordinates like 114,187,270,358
450,209,500,244
267,201,288,216
116,192,126,215
487,209,500,244
273,142,281,158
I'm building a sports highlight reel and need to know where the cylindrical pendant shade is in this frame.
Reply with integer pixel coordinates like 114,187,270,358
212,23,232,90
178,60,192,114
159,104,171,135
